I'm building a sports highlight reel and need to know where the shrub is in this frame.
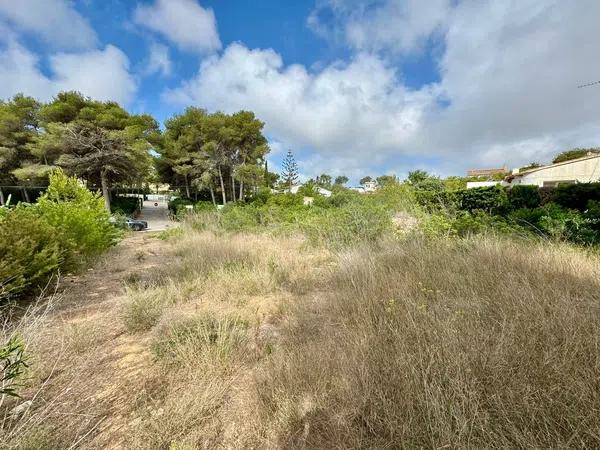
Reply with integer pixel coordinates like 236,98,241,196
301,201,392,248
122,288,167,333
111,196,141,216
457,185,509,214
508,185,541,209
0,170,119,302
0,335,28,398
551,183,600,212
221,204,260,231
36,171,119,265
0,206,62,300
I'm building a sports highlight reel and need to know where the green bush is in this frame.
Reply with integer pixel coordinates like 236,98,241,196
551,183,600,212
0,170,120,302
221,205,260,231
457,185,509,214
301,201,392,248
111,196,141,216
168,197,193,218
508,185,541,210
0,206,62,299
37,172,119,265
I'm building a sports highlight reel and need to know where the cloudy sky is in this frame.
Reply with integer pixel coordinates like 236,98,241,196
1,0,599,181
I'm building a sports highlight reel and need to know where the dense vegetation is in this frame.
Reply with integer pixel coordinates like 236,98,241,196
2,91,600,448
0,170,119,303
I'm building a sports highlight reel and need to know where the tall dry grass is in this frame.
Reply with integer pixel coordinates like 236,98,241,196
3,223,600,449
255,236,600,448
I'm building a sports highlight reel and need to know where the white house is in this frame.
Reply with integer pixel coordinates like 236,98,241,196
289,184,332,197
350,180,379,193
507,153,600,187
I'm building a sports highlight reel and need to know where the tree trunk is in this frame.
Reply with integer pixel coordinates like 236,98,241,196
218,166,227,205
209,186,216,207
100,169,111,212
22,187,30,203
0,187,4,206
184,174,191,199
239,180,244,201
231,172,235,203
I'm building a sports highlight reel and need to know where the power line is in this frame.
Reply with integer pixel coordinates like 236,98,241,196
577,80,600,88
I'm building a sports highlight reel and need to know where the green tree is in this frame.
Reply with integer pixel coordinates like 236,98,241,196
280,150,299,191
553,148,600,164
359,176,373,185
376,175,399,186
159,108,268,204
316,174,332,189
334,175,349,186
0,94,41,203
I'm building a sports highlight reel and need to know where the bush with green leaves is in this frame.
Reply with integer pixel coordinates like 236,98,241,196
0,335,28,398
508,185,542,210
36,171,119,265
301,200,392,248
0,170,120,302
111,196,142,216
0,206,62,300
551,183,600,212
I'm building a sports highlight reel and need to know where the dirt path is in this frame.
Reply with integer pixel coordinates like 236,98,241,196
16,232,172,449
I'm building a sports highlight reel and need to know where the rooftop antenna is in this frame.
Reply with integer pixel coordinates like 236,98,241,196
577,80,600,88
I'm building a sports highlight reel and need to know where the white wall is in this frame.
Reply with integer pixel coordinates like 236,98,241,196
513,156,600,187
466,181,503,189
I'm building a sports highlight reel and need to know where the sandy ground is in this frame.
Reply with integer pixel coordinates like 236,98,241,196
10,233,173,449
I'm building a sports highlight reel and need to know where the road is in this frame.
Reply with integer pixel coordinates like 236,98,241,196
137,199,175,232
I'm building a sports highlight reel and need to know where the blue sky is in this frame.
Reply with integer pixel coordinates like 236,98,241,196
1,1,599,182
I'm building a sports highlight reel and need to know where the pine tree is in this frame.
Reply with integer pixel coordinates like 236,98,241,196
280,150,299,191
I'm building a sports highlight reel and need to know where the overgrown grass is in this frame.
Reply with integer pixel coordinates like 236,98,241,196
3,199,600,448
255,236,600,448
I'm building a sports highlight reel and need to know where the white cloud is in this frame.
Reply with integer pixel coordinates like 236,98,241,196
164,43,436,171
167,1,600,177
0,38,137,105
133,0,221,53
308,0,451,55
0,0,97,49
144,42,172,76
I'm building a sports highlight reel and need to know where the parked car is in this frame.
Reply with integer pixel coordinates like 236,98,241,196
109,215,148,231
126,218,148,231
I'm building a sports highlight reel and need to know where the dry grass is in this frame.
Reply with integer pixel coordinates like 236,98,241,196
255,236,600,448
2,226,600,449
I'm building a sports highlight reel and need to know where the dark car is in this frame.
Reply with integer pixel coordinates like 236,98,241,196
127,218,148,231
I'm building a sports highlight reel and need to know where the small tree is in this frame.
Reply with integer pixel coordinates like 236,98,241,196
359,176,373,185
280,150,299,191
334,175,349,186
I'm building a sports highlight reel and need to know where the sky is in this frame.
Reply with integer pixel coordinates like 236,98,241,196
1,0,599,183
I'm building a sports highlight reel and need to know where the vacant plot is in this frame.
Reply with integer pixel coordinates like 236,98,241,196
1,226,599,449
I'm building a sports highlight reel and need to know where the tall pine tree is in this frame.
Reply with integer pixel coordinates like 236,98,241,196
280,150,299,191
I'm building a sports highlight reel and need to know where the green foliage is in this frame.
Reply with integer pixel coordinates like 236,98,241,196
280,150,299,189
359,176,373,185
111,196,142,216
458,185,509,214
508,185,541,210
551,183,600,212
334,175,349,186
376,175,399,187
0,206,62,299
301,201,392,249
36,171,118,264
0,171,119,302
552,148,600,164
0,335,28,398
